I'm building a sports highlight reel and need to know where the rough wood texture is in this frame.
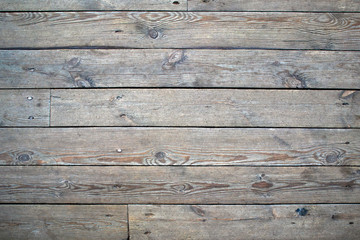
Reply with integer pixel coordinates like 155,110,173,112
0,205,128,240
129,204,360,240
0,0,186,11
0,128,359,166
50,89,360,127
0,166,359,204
1,49,360,89
188,0,360,12
1,12,360,50
0,90,50,127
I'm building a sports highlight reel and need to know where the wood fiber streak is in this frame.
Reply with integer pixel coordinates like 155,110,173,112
0,90,50,127
1,50,359,89
0,0,187,11
129,204,360,240
0,205,128,240
0,128,359,166
0,166,359,204
1,12,360,50
188,0,360,12
50,89,360,127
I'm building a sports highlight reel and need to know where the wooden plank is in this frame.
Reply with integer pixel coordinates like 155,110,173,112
50,89,360,127
0,0,187,11
129,204,360,240
0,128,359,166
0,90,50,127
1,12,360,50
0,205,128,240
1,49,360,89
0,166,359,204
188,0,360,12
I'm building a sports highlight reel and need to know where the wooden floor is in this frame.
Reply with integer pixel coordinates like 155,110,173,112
0,1,359,239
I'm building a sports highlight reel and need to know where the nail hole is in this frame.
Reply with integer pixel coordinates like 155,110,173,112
114,30,123,33
345,142,350,144
119,114,126,118
342,102,349,105
349,222,354,224
116,95,122,100
27,96,33,101
295,208,308,216
173,1,180,4
28,116,34,120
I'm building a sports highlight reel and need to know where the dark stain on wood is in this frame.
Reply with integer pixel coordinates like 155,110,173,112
252,181,273,189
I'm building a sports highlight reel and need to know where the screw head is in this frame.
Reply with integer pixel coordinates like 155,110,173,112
116,149,122,153
27,96,33,100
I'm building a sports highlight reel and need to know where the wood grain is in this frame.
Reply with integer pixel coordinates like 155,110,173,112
188,0,360,12
0,205,128,240
0,166,359,204
1,49,360,89
0,128,359,166
129,204,360,240
0,90,50,127
0,0,186,11
1,12,360,50
50,89,360,127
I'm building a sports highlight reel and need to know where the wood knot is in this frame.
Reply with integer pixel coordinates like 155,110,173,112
148,29,159,39
278,70,308,88
190,205,206,217
155,151,166,159
162,50,186,70
171,183,194,193
314,147,345,165
17,153,31,162
66,57,81,68
70,73,95,88
296,208,308,216
252,181,273,189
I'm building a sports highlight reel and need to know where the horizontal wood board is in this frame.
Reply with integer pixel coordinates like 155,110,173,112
0,205,128,240
0,128,359,166
0,166,359,204
1,49,360,89
50,89,360,127
129,204,360,240
1,12,360,50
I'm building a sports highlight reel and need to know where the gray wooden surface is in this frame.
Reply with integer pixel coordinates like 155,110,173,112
1,12,360,50
129,204,360,240
0,0,187,11
1,50,359,89
0,128,358,166
0,90,50,126
50,89,360,127
0,205,128,240
188,0,360,12
0,166,359,204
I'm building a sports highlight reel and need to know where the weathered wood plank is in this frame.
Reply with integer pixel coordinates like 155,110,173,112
1,128,359,166
0,0,186,11
0,90,50,127
1,12,360,50
188,0,360,12
0,166,359,203
0,205,128,240
129,204,360,240
50,89,360,127
1,49,360,89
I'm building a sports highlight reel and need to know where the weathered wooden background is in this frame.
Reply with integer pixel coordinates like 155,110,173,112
0,0,359,239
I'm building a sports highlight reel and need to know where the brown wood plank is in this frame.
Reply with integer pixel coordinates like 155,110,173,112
188,0,360,12
1,49,360,89
0,205,128,240
1,12,360,50
0,90,50,127
0,0,186,11
0,128,359,166
0,166,359,204
50,89,360,127
129,204,360,240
